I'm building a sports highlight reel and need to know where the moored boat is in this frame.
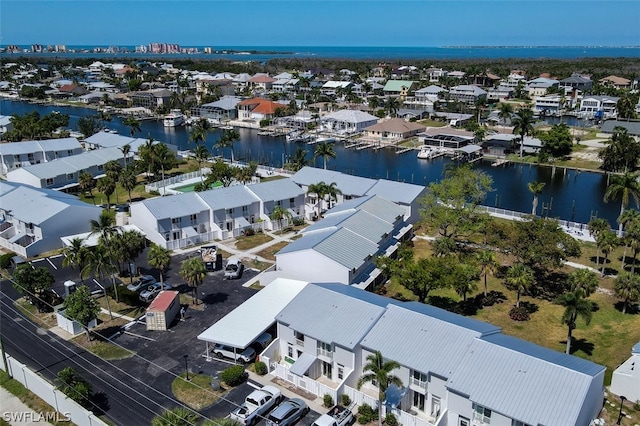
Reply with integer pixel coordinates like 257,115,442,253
163,109,185,127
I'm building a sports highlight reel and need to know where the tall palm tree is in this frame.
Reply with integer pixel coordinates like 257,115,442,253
314,142,336,170
597,229,618,276
307,182,328,217
497,102,514,126
476,249,498,297
123,116,141,137
189,124,207,146
148,243,172,290
505,263,534,308
120,166,137,204
357,350,403,426
567,268,598,298
613,271,640,314
119,143,131,167
105,160,122,204
193,145,210,181
588,218,610,270
90,210,119,244
62,237,89,282
383,96,401,118
216,129,240,163
527,181,546,216
78,171,95,203
324,182,342,210
511,108,535,158
556,290,593,354
270,206,293,231
604,172,640,237
81,244,117,318
180,257,206,305
96,176,116,209
620,210,640,273
139,138,156,179
287,148,309,172
153,143,177,183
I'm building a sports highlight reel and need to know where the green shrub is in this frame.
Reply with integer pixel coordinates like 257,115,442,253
0,253,15,269
243,227,256,237
357,403,377,423
385,413,398,426
340,394,351,407
220,365,246,386
293,217,306,226
323,394,334,408
110,286,143,307
357,416,369,424
509,306,530,321
254,361,268,376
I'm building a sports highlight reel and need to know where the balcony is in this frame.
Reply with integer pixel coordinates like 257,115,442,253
317,347,332,361
410,376,428,390
295,338,304,347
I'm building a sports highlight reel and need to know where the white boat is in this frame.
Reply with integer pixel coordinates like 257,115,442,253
417,146,443,159
163,109,185,127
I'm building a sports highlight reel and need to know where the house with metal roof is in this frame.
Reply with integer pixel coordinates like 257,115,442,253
382,80,419,98
0,181,102,257
320,110,379,135
448,85,487,105
0,137,83,176
258,283,605,426
191,95,242,121
418,129,475,153
6,146,129,190
579,95,619,119
275,195,409,288
600,119,640,136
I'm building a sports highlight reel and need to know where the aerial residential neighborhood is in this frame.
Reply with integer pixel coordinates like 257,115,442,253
0,43,639,426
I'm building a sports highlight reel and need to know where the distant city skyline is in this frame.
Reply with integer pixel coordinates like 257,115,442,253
1,0,639,47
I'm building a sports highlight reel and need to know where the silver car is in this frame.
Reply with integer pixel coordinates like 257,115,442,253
266,398,309,426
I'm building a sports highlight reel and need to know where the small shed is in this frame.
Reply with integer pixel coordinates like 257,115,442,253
146,290,180,331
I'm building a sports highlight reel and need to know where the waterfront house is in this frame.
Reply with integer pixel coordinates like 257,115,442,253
130,88,172,110
418,128,475,153
485,85,514,101
362,118,426,145
0,115,13,136
237,97,287,122
579,95,619,119
0,181,102,257
248,74,277,92
6,146,129,190
382,80,419,99
258,283,605,426
448,85,487,105
526,77,560,98
534,95,564,115
320,110,378,134
559,74,593,91
275,195,409,288
0,137,83,176
599,75,631,90
192,95,242,122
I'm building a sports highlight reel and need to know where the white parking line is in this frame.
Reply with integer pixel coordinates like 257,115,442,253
31,258,45,263
49,254,63,259
46,258,57,270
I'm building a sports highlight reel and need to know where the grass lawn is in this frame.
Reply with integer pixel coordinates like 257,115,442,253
96,294,146,319
72,337,135,360
255,241,288,262
418,119,447,127
14,298,58,329
180,292,205,311
171,372,225,410
234,233,273,251
0,370,74,426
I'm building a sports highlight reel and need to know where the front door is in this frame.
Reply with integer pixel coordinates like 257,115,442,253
412,391,425,412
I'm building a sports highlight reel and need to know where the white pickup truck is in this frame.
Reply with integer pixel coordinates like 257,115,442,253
230,385,283,426
312,405,354,426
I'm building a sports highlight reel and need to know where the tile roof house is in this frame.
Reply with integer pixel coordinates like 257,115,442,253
248,74,277,91
0,137,83,176
0,181,102,257
237,98,288,121
275,195,409,288
260,283,604,426
599,75,631,89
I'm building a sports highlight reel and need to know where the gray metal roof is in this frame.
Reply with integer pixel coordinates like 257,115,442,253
85,131,136,148
361,304,500,378
365,180,425,206
278,228,336,254
140,192,210,219
292,167,377,196
15,147,125,179
315,227,379,269
600,120,640,136
0,137,81,156
327,194,405,224
447,334,604,426
202,95,243,110
197,185,260,210
304,208,395,244
247,178,304,201
0,184,100,225
276,283,387,350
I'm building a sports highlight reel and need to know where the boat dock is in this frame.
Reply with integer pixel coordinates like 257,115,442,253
492,158,510,167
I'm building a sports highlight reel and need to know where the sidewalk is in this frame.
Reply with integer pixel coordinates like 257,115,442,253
0,386,53,426
246,370,327,416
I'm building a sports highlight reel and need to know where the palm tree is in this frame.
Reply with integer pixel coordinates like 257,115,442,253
511,108,535,158
307,182,328,217
216,129,240,163
383,96,401,118
614,271,640,314
621,210,640,273
567,268,598,298
193,144,210,181
120,166,137,204
139,138,156,179
603,172,640,237
62,238,89,282
476,249,498,297
81,244,117,318
148,243,172,290
123,116,141,137
180,257,206,305
314,142,336,170
152,407,199,426
588,218,610,270
527,181,546,216
556,290,593,354
287,148,310,172
119,143,131,167
153,143,177,183
90,210,118,244
105,160,122,204
357,350,403,426
505,263,534,308
497,102,514,126
324,182,342,210
597,229,618,276
270,206,293,231
96,176,116,209
189,124,207,146
78,171,95,203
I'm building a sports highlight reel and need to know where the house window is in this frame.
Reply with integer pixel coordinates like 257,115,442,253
287,345,293,358
337,364,344,380
190,214,197,221
242,206,248,213
67,173,74,181
276,200,282,207
318,341,332,358
27,153,34,160
512,422,531,426
430,396,440,418
97,164,104,171
46,178,54,186
67,150,73,156
294,331,304,346
321,361,332,379
458,417,470,426
412,392,425,411
226,208,234,215
411,370,428,389
172,217,181,225
473,405,491,424
289,197,295,207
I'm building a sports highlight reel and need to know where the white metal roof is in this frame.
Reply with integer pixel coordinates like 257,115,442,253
197,278,308,348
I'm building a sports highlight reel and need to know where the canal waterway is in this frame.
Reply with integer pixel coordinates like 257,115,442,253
0,99,630,227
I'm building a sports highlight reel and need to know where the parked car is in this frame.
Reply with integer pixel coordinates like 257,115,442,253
139,282,172,302
266,398,310,426
231,385,283,425
213,343,255,363
252,332,273,350
224,258,244,279
127,275,156,292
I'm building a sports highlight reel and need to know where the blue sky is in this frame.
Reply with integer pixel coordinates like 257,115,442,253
2,0,639,47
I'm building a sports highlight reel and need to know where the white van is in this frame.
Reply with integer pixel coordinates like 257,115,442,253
224,258,244,279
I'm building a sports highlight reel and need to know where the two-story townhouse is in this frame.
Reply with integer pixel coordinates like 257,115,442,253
129,192,211,250
0,181,102,257
247,178,306,226
273,283,389,403
448,85,487,105
579,95,619,119
0,137,83,176
6,146,129,190
197,184,262,234
534,95,564,115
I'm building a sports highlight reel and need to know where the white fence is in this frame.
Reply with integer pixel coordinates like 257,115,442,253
272,364,338,403
145,170,204,192
1,354,108,426
342,385,379,410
